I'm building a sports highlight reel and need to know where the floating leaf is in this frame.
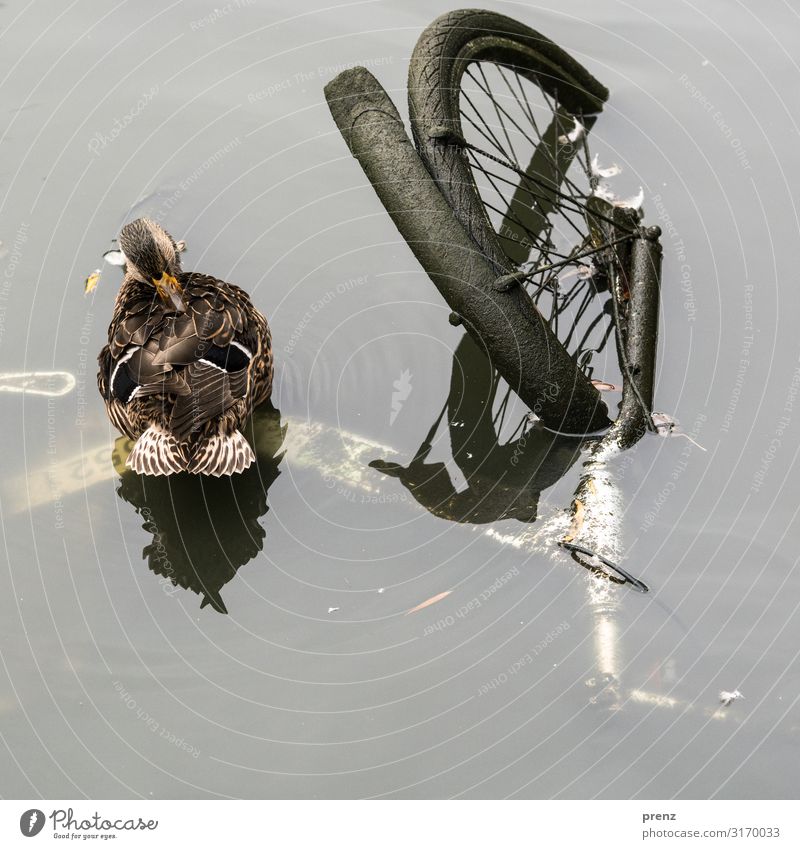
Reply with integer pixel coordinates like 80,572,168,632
84,269,101,294
405,590,451,615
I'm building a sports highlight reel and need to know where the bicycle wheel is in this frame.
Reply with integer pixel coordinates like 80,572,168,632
325,65,612,434
408,9,646,389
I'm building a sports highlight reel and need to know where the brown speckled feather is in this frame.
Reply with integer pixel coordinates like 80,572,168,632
98,270,273,462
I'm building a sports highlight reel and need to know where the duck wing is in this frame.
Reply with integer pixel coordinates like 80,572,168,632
159,274,256,437
106,273,259,439
105,274,258,429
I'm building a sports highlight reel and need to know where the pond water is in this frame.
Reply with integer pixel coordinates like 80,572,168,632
1,0,798,799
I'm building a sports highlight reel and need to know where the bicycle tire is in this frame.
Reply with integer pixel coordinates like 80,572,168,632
324,66,611,433
408,9,662,446
409,8,608,274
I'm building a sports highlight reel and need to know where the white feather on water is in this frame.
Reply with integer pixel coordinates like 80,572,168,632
558,117,586,145
590,153,622,178
592,182,644,210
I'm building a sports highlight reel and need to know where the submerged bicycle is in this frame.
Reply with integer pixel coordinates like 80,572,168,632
326,9,668,590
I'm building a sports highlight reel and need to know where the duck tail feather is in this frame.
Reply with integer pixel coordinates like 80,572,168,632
188,429,254,476
126,425,186,476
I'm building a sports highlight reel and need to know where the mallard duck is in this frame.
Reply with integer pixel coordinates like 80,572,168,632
97,218,273,476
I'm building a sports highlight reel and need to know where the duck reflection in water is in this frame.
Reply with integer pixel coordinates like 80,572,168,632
370,332,587,523
113,405,286,613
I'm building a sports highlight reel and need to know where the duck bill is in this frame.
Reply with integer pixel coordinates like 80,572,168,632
152,273,185,310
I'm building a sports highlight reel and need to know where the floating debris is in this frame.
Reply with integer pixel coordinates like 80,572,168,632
0,371,76,397
84,268,102,294
558,117,585,145
651,412,707,450
84,244,127,294
559,259,599,286
102,248,126,266
405,590,451,615
651,412,676,432
593,182,616,203
719,689,744,707
592,182,644,210
590,153,622,179
629,688,679,710
621,187,645,210
559,541,649,593
562,499,585,543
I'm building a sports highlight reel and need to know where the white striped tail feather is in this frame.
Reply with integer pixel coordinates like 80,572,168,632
126,425,186,476
187,429,255,476
126,425,254,477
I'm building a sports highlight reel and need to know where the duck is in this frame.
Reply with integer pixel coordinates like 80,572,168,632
97,217,273,476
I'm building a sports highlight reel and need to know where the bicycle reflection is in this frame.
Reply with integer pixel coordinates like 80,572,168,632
370,332,586,524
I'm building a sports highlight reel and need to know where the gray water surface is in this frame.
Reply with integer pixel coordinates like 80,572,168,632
1,0,799,799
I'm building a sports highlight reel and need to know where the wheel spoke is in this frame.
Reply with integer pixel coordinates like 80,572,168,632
472,64,520,166
460,90,512,161
466,65,545,154
457,61,631,372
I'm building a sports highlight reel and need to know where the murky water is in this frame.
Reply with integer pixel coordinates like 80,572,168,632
1,0,799,799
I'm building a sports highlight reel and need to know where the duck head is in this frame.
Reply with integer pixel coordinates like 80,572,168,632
118,217,184,308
